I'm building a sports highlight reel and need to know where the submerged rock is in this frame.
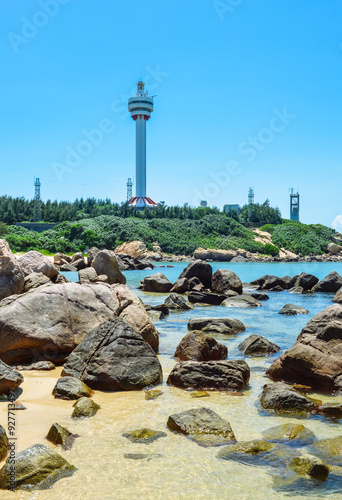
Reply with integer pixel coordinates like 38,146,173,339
145,389,163,400
260,383,321,414
167,360,250,391
167,407,235,446
0,426,9,462
187,317,245,335
309,436,342,466
177,260,213,288
221,294,262,308
0,360,23,395
52,377,93,400
140,273,173,293
278,304,309,315
122,428,167,444
217,440,295,468
46,423,79,450
288,455,329,480
174,331,227,361
238,335,280,356
72,397,100,418
262,423,316,446
0,444,76,490
267,304,342,392
211,269,243,295
62,318,162,391
164,293,193,310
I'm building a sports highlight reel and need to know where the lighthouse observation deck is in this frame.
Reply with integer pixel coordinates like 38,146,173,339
128,81,154,120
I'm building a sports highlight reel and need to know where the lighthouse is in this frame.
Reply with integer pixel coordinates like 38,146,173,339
128,81,157,209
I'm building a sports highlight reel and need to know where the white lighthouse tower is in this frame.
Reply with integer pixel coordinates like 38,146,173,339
128,81,157,209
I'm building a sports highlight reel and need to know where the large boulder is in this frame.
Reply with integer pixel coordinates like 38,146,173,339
114,240,147,258
221,295,262,308
250,275,288,290
17,251,58,279
238,335,280,356
188,291,227,305
0,444,76,490
260,382,321,413
0,239,25,300
167,407,236,446
86,247,99,267
278,304,309,315
91,250,126,285
293,272,318,291
167,360,250,391
174,331,227,361
333,287,342,304
327,242,341,254
22,272,51,293
211,269,243,295
267,304,342,392
0,282,158,365
312,272,342,293
170,277,191,294
0,360,23,395
177,260,212,288
188,317,245,335
140,273,173,293
62,318,162,391
193,248,237,262
164,293,193,311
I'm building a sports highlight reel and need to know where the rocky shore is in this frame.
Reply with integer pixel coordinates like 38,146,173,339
0,239,342,493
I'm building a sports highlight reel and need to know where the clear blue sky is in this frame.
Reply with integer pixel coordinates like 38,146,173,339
1,0,341,228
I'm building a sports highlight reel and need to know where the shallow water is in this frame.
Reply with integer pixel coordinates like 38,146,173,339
1,262,342,500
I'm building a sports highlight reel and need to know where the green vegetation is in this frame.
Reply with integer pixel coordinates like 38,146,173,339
0,196,335,257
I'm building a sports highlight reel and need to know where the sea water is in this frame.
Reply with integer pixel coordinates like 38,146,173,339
2,262,342,500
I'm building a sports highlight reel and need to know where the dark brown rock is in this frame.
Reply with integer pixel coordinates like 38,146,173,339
188,291,226,305
260,382,321,413
238,335,280,356
211,269,243,295
313,271,342,293
174,331,228,361
0,360,23,395
140,273,173,293
177,260,212,288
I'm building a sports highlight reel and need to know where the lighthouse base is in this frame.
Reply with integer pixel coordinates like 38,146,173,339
128,197,157,210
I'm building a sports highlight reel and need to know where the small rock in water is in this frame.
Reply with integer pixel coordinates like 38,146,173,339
262,423,316,446
317,403,342,418
124,453,162,460
167,407,236,447
288,454,329,480
52,376,93,400
72,397,100,418
123,428,167,444
238,335,280,356
46,423,79,450
278,304,309,315
145,389,163,400
308,436,342,466
217,440,297,468
190,391,210,398
260,383,322,414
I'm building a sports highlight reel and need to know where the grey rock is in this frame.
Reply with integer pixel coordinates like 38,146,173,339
52,376,93,400
279,304,309,315
92,250,126,285
140,273,173,293
313,271,342,293
0,360,23,395
188,317,245,335
238,335,280,356
211,269,243,295
0,425,9,462
22,272,51,293
122,428,167,444
0,239,25,300
260,382,321,413
164,293,194,310
262,423,316,446
78,267,97,284
222,294,262,308
46,423,78,450
188,291,227,305
17,251,58,279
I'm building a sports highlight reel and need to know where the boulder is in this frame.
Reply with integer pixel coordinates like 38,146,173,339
193,248,237,262
17,251,58,279
0,360,23,395
122,428,167,444
177,260,212,288
250,275,287,290
262,423,316,446
211,269,243,295
52,376,93,400
174,331,227,361
170,277,191,294
309,436,342,466
71,258,86,271
238,335,280,356
333,287,342,304
72,397,100,418
0,239,25,300
0,444,76,490
140,273,173,293
114,240,148,258
53,253,71,266
313,271,342,293
327,242,341,254
46,423,78,450
288,455,329,480
164,293,193,310
0,426,9,462
288,286,304,294
78,267,97,284
167,360,250,391
188,317,245,335
0,282,158,365
60,263,77,272
86,247,99,267
167,407,236,446
249,292,269,301
217,440,295,468
62,318,162,391
267,304,342,392
278,304,309,315
260,382,321,413
293,272,318,291
221,294,262,308
22,272,51,293
91,250,126,285
70,252,83,263
188,291,227,305
113,284,159,352
144,304,169,317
